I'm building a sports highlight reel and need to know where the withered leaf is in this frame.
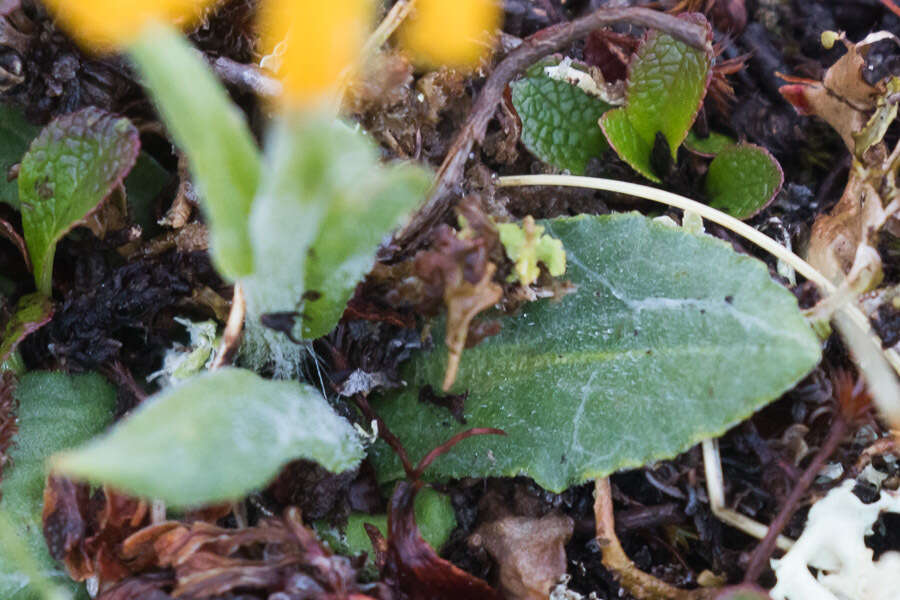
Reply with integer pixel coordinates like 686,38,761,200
472,514,573,600
42,476,150,585
384,481,499,600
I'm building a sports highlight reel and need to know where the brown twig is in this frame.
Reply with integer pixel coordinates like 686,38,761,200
392,7,710,253
593,478,715,600
210,283,245,370
742,414,849,583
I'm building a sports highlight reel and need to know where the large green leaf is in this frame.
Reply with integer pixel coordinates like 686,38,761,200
52,368,364,508
0,371,116,599
601,18,712,180
371,213,821,492
244,115,430,344
510,62,612,174
19,107,139,295
0,105,39,210
706,143,784,220
129,24,261,281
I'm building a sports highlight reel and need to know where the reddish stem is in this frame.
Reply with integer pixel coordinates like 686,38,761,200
742,414,849,583
413,427,506,479
881,0,900,18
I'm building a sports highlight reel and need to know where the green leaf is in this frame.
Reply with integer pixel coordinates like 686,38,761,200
683,130,736,157
129,24,261,281
510,63,612,174
0,371,116,599
18,107,139,295
0,105,39,210
599,109,659,182
601,19,712,178
706,144,784,220
315,487,456,568
52,368,364,508
245,115,430,343
0,293,53,365
371,213,821,492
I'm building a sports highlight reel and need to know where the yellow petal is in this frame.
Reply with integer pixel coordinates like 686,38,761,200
399,0,501,69
42,0,217,52
259,0,373,107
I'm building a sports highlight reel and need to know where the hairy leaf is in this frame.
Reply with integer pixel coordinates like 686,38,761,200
601,19,712,179
0,294,53,365
706,144,784,220
52,368,364,507
18,108,139,295
371,213,820,492
0,105,38,210
510,63,612,174
245,115,430,344
130,24,261,281
0,371,115,599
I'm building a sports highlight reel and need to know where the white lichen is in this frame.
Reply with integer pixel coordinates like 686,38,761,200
770,479,900,600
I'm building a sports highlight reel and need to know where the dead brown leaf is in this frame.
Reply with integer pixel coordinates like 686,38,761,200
119,507,374,599
470,513,573,600
42,477,151,585
780,32,900,286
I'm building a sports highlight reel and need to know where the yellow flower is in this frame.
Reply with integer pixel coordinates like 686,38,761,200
257,0,373,107
42,0,216,52
45,0,502,107
398,0,502,69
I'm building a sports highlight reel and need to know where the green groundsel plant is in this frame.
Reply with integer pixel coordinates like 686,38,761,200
50,23,429,507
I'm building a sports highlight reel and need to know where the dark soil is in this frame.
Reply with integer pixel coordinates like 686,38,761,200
2,0,900,598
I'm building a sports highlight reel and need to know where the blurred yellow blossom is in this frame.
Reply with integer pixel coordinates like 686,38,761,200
42,0,217,51
258,0,373,107
45,0,502,107
398,0,501,69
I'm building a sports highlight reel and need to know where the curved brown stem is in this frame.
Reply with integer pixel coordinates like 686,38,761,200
392,7,710,253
